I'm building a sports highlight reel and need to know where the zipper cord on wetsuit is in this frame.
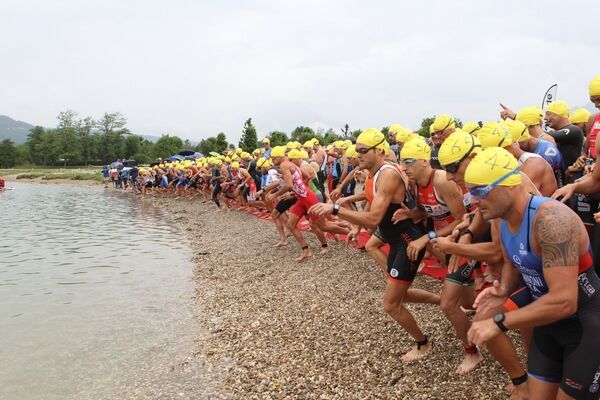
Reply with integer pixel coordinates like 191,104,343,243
525,195,535,253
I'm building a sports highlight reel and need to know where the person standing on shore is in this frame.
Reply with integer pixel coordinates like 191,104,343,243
310,128,434,363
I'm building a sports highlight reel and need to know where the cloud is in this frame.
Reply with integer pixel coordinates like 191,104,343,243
1,0,598,143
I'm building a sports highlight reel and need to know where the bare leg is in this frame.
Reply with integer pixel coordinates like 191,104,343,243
382,281,431,363
286,213,312,261
440,281,483,375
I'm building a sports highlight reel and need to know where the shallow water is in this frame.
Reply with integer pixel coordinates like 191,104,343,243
0,183,196,399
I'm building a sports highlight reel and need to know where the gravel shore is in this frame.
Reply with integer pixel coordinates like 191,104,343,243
162,198,523,399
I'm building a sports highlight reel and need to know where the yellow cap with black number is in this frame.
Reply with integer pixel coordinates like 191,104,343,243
431,114,456,132
439,130,481,166
462,121,481,135
464,147,521,187
288,149,302,159
546,100,570,117
400,136,431,160
570,108,591,124
516,106,543,126
589,75,600,97
501,119,528,143
389,125,415,143
271,146,286,157
356,128,387,150
346,144,358,159
477,122,512,149
231,162,240,170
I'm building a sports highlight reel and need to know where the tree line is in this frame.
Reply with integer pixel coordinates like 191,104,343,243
0,110,449,168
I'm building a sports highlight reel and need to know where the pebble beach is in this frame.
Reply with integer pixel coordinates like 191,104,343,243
159,198,525,400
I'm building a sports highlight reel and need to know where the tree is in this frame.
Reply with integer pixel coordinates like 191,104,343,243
267,130,289,146
215,132,228,153
322,128,340,145
417,117,436,138
239,118,258,152
96,112,127,135
0,139,17,168
197,137,218,155
152,134,183,160
351,129,362,138
290,126,315,142
77,116,96,165
56,110,82,166
340,124,350,137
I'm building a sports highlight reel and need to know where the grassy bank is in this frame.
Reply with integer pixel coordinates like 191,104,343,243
0,167,103,182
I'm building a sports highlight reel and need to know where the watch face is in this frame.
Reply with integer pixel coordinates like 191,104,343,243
494,313,504,323
428,231,436,240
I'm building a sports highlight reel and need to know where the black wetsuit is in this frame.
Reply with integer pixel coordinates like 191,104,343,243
547,124,584,173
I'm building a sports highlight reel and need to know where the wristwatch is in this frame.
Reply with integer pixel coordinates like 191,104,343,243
332,203,340,215
493,312,509,332
427,230,437,240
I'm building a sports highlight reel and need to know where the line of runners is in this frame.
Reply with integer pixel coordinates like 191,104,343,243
124,75,600,400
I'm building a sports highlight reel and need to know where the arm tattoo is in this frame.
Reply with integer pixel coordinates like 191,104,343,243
534,205,581,269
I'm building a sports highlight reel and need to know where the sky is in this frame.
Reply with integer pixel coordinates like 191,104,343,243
1,0,599,143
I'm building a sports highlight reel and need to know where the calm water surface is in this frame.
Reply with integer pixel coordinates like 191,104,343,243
0,183,196,399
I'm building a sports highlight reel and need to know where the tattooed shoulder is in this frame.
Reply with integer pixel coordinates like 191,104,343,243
533,204,581,269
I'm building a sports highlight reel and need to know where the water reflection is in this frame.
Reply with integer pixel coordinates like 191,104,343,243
0,183,194,400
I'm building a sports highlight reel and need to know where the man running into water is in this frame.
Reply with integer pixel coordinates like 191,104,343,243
310,128,434,363
466,147,600,400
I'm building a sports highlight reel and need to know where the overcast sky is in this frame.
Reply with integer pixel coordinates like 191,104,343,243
2,0,599,143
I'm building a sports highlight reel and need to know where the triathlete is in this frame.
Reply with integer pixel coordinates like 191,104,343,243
429,114,456,169
477,121,557,196
543,100,584,178
466,147,600,400
310,128,435,363
396,136,482,375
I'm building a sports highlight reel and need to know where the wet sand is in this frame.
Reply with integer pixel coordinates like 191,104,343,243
160,197,524,399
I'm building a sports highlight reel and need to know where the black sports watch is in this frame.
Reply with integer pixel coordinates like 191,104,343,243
332,203,340,215
493,312,509,332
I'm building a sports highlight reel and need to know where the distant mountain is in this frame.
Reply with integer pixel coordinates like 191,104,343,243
0,115,35,144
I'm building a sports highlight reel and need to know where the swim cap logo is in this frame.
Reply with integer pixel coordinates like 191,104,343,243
390,268,399,278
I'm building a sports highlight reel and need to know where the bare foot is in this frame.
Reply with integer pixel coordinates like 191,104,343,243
453,352,484,375
507,383,528,400
319,245,330,254
460,306,476,316
295,249,313,262
400,340,432,363
274,241,289,247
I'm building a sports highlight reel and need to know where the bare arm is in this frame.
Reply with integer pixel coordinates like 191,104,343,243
503,205,581,329
435,175,467,237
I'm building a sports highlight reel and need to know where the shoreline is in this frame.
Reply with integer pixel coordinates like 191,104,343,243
4,175,103,186
159,197,524,399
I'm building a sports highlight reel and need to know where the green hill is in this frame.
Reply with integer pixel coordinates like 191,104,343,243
0,115,35,144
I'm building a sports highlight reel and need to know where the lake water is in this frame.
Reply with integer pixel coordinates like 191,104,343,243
0,183,197,399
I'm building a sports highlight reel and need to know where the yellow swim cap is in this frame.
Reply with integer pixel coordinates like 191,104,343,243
303,140,314,148
271,146,286,157
257,157,271,169
231,162,240,170
501,119,528,143
431,114,456,132
299,150,309,159
262,137,270,144
311,138,320,145
240,152,252,160
356,128,387,150
346,144,358,159
224,156,231,163
546,100,570,117
288,149,302,159
462,121,481,136
388,124,402,135
400,137,431,160
464,147,522,187
429,124,435,134
570,108,591,124
516,106,543,127
477,122,512,149
334,140,349,150
236,148,243,155
438,130,481,166
231,154,240,161
286,141,300,150
589,75,600,97
252,149,260,156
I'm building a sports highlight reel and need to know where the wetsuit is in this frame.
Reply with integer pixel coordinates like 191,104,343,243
500,196,600,399
373,163,426,284
210,165,223,207
546,124,584,171
430,145,442,170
